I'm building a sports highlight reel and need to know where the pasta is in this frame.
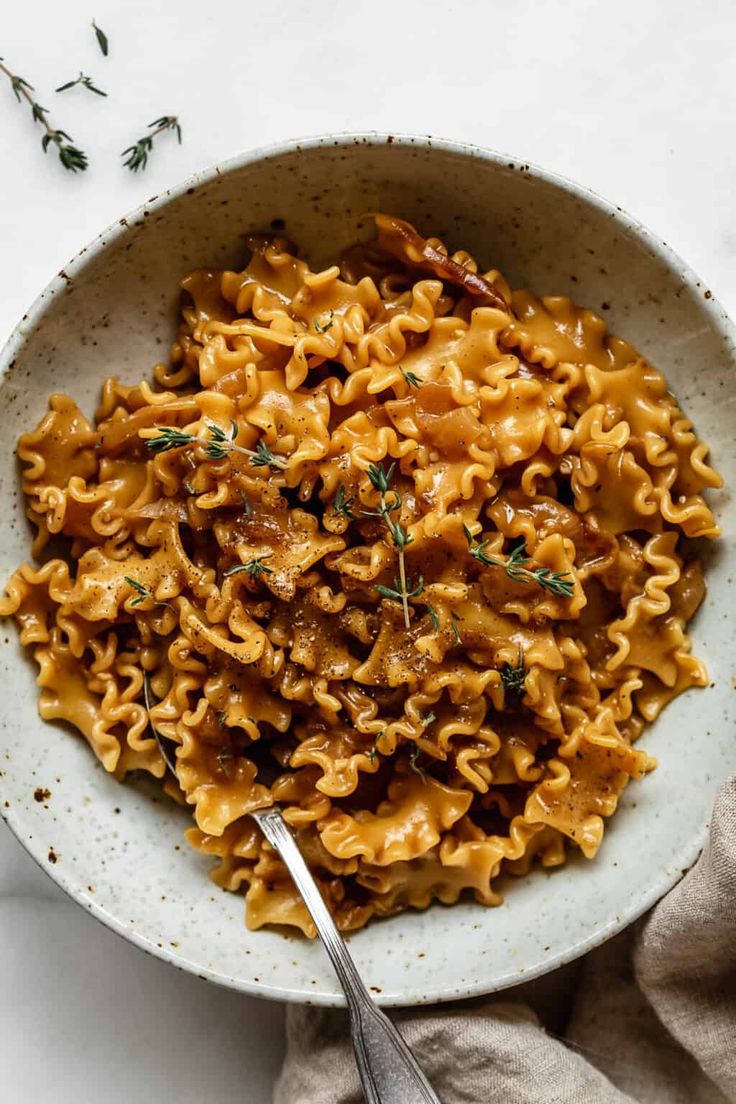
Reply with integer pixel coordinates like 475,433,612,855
1,214,722,937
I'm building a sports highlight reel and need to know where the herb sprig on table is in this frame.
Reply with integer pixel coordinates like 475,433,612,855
4,24,184,176
122,115,182,172
55,72,107,96
0,57,88,171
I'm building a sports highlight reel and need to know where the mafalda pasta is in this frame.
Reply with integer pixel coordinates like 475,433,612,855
1,215,721,936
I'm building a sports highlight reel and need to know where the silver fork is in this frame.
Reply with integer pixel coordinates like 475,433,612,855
251,807,439,1103
145,680,440,1103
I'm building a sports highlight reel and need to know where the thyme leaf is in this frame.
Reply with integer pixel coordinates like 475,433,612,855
223,555,273,580
409,744,426,778
375,574,424,603
424,603,440,631
56,72,107,96
366,462,418,629
463,526,574,597
500,650,527,694
145,422,288,470
366,730,386,765
333,484,356,521
216,745,234,775
249,438,287,470
0,57,88,172
145,426,197,453
400,369,423,388
124,576,174,611
92,20,109,56
122,115,182,172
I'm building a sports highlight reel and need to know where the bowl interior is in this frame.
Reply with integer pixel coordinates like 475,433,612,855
1,135,734,1006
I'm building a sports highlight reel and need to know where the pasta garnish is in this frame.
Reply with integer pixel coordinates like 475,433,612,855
1,215,721,935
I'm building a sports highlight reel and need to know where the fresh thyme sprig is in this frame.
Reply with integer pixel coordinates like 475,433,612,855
366,730,386,765
408,712,436,779
124,576,174,611
122,115,182,172
249,440,285,468
92,20,109,56
333,485,356,521
366,462,420,630
0,58,88,172
450,612,462,643
500,649,527,694
409,744,426,778
145,422,287,470
401,369,423,388
375,575,424,607
463,527,574,598
56,72,107,96
424,603,440,631
313,310,334,333
207,421,283,464
216,745,234,775
223,556,273,580
145,426,195,453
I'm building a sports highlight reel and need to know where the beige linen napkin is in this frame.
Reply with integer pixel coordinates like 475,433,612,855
275,777,735,1104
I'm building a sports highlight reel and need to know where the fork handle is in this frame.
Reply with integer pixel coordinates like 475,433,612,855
253,809,440,1104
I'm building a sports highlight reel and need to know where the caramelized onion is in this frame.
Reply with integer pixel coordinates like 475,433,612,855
374,213,509,311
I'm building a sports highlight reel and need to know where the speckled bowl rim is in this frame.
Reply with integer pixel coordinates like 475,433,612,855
1,131,734,1007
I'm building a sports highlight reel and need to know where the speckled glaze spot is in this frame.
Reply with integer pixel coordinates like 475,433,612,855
0,133,734,1008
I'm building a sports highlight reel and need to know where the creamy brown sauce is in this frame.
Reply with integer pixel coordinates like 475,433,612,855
1,215,721,936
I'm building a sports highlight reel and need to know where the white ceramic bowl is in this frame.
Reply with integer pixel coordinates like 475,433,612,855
1,134,734,1007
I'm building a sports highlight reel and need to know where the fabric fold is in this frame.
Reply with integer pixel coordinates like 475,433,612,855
275,777,736,1104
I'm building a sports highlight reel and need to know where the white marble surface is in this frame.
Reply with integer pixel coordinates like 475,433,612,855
1,0,735,1099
